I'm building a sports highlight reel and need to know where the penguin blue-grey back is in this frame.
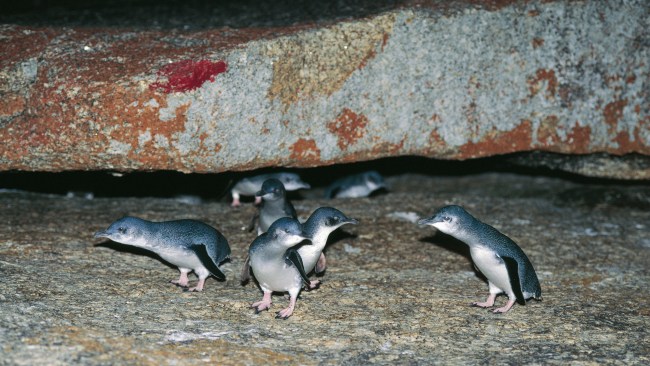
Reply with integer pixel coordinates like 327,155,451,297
418,205,541,313
230,172,310,207
94,216,230,292
324,170,386,199
245,217,312,319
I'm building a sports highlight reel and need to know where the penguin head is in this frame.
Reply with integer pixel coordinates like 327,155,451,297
306,207,358,233
268,217,310,247
277,173,311,191
418,205,470,235
94,216,146,245
255,178,286,201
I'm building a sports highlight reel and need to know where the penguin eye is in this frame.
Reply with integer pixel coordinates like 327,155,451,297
326,217,339,226
443,216,451,222
118,227,127,234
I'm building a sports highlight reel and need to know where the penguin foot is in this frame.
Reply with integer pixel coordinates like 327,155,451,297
471,294,497,308
170,280,189,288
492,300,515,314
231,199,241,207
251,301,272,314
186,286,203,292
305,280,321,291
275,307,294,319
470,301,493,308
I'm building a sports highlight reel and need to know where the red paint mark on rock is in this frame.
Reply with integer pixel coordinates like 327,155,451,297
528,68,557,99
290,138,321,163
327,108,369,150
150,60,227,94
460,120,533,158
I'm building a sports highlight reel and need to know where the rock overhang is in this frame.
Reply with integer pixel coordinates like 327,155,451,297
0,0,648,174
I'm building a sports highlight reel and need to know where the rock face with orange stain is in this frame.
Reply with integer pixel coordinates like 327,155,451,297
0,0,648,176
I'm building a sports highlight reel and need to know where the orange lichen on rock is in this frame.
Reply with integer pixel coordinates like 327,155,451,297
565,122,593,153
460,120,533,158
289,138,321,163
528,68,557,99
603,99,628,133
327,108,369,150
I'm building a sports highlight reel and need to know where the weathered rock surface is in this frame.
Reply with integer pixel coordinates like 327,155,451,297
1,0,648,173
1,172,649,364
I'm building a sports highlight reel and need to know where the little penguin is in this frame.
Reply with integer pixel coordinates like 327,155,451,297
230,172,310,207
94,216,231,292
325,170,386,199
300,207,358,289
242,217,312,319
255,178,298,235
418,205,541,313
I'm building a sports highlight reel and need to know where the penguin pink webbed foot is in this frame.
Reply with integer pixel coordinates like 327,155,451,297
252,292,272,313
275,296,297,319
171,272,190,288
186,278,206,292
306,280,321,290
492,299,516,314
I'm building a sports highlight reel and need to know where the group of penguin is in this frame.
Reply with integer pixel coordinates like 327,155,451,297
94,171,542,319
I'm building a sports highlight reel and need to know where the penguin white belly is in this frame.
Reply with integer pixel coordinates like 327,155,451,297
336,186,370,198
298,232,327,272
298,245,320,273
470,246,512,295
156,247,203,270
251,257,301,292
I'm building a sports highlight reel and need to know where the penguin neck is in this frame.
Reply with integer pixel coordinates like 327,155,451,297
258,235,295,258
454,219,492,248
305,226,333,251
262,197,284,210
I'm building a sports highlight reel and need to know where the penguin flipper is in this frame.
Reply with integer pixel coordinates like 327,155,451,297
240,255,252,285
191,244,226,281
502,256,525,305
285,248,310,285
315,252,327,274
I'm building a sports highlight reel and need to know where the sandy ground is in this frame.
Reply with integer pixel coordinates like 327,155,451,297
1,172,649,365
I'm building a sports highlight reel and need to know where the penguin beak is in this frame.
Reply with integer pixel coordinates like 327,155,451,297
300,182,311,189
346,218,359,225
417,217,439,226
255,190,264,197
93,230,107,238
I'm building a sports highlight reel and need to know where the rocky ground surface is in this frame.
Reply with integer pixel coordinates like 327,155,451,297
1,169,649,365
